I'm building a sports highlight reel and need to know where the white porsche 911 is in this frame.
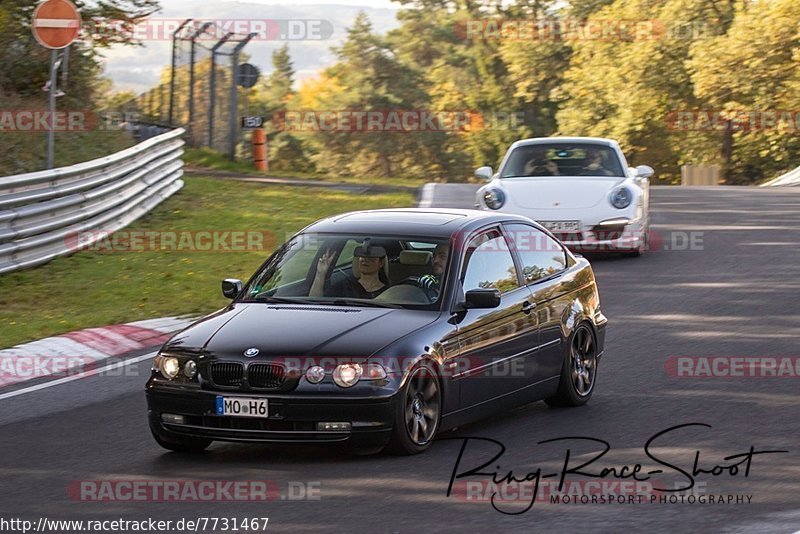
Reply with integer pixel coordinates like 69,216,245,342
475,137,653,256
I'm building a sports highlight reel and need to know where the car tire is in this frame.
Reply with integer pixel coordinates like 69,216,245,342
150,424,212,453
545,323,598,408
385,361,441,455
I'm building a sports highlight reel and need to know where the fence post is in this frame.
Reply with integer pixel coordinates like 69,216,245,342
228,33,256,161
168,19,193,127
188,22,213,146
209,32,234,150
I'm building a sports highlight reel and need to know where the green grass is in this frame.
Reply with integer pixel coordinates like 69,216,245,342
184,147,426,188
0,129,136,176
0,176,414,349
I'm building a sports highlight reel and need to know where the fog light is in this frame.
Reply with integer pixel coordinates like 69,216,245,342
316,422,351,431
161,413,186,425
183,360,197,379
305,365,325,384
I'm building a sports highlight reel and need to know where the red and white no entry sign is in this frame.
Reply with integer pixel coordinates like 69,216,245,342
32,0,82,50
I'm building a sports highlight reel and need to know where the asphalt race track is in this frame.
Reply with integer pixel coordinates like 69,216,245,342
1,186,799,533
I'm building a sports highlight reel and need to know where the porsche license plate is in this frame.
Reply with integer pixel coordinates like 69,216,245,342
216,396,268,418
540,220,581,233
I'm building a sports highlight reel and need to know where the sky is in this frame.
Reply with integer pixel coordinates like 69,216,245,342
101,1,402,93
219,0,398,6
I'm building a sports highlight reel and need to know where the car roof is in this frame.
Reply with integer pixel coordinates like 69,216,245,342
509,137,620,149
303,208,536,238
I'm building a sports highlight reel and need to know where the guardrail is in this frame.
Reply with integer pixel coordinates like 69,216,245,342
0,129,186,274
761,166,800,187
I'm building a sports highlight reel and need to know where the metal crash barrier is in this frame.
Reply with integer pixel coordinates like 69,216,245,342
0,129,186,274
761,166,800,187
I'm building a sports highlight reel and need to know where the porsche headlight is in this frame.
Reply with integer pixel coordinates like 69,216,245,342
333,363,362,388
610,187,633,209
483,188,506,210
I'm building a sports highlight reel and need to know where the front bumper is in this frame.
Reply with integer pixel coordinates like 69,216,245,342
560,227,644,252
547,216,646,252
146,381,397,447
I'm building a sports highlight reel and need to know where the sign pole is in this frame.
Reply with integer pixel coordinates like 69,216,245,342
32,0,82,170
47,49,58,170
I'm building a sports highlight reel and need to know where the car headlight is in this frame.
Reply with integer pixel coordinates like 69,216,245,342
483,188,506,210
610,187,633,209
183,360,197,379
333,363,362,388
305,365,325,384
161,356,180,379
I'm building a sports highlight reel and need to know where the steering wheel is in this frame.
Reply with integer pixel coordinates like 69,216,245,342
374,284,431,304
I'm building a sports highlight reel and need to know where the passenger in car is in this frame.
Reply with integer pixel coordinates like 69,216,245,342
309,242,390,299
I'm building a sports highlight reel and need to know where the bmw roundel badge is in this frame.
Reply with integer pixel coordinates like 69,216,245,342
244,348,260,357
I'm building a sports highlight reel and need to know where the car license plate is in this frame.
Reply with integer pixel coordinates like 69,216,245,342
216,396,268,418
540,220,581,232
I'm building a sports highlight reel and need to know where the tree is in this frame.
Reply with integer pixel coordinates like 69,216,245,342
556,0,736,181
302,12,442,178
0,0,160,98
257,45,295,114
687,0,800,183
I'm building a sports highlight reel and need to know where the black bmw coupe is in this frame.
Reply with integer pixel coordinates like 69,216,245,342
146,208,607,454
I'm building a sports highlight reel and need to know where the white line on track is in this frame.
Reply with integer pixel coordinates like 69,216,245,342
0,351,157,401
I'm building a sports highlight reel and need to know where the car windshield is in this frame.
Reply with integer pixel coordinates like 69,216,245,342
500,143,625,178
240,233,450,310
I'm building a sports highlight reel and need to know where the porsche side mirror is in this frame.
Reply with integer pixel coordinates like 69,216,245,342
474,166,493,181
464,288,501,309
222,278,243,299
635,165,654,179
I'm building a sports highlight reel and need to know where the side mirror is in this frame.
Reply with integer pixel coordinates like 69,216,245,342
222,278,243,299
474,166,493,181
464,288,501,309
635,165,654,179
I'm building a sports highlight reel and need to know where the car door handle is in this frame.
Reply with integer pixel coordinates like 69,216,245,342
521,301,536,314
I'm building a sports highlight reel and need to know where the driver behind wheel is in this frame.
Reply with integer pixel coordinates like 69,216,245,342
409,243,449,299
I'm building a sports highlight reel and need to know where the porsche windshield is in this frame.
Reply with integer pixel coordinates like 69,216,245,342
501,143,625,178
241,233,450,310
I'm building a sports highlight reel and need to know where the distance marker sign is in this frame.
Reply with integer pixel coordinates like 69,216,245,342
32,0,82,50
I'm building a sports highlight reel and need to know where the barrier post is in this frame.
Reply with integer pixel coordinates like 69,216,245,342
252,128,268,172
